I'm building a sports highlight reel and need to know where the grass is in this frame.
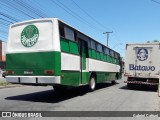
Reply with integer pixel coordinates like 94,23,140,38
0,82,12,86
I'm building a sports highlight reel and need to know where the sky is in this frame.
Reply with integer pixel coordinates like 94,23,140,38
0,0,160,57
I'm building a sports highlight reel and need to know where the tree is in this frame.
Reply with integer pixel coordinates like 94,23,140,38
147,40,159,43
153,40,159,42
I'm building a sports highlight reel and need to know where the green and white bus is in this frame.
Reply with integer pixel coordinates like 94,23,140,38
6,18,122,91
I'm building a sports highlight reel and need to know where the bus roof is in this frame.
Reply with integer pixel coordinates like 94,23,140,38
57,18,120,55
10,18,120,55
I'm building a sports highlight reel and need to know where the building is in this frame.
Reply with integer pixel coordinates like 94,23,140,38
0,40,7,69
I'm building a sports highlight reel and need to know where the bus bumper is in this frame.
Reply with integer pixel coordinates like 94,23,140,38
124,81,158,85
6,76,61,85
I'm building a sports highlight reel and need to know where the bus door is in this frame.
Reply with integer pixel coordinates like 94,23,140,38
79,40,88,84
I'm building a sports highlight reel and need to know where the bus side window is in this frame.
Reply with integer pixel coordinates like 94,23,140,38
112,51,114,57
109,50,112,56
113,52,115,58
97,44,102,52
114,53,118,64
74,31,77,42
64,27,75,41
115,53,118,59
118,54,120,59
102,46,105,53
105,48,109,55
59,24,65,37
87,39,91,48
118,54,120,63
91,40,96,50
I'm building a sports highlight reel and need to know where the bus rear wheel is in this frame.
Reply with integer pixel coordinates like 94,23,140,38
88,77,96,92
112,80,116,85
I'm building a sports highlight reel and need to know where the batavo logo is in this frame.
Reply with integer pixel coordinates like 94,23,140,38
21,25,39,47
137,48,148,61
129,64,155,71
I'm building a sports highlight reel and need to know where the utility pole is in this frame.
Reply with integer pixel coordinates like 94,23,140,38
103,31,113,46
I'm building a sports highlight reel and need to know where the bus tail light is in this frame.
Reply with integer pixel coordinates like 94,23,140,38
44,70,54,75
7,70,14,75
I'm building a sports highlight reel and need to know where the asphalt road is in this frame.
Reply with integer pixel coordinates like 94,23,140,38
0,77,160,120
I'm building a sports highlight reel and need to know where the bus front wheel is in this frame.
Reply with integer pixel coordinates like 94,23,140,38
88,77,96,92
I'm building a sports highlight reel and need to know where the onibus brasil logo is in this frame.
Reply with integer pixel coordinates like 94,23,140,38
21,25,39,47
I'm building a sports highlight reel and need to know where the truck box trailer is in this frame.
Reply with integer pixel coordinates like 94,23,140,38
124,43,159,90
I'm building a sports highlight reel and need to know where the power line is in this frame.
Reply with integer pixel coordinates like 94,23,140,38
22,0,49,17
70,0,112,31
0,22,10,26
111,43,123,49
13,0,46,18
112,31,123,44
0,18,13,24
0,12,19,22
70,0,122,48
0,0,122,49
0,0,46,40
151,0,160,5
0,0,35,19
51,0,104,32
31,0,55,17
1,0,34,19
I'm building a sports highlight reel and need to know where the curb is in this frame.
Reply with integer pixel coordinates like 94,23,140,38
0,84,23,89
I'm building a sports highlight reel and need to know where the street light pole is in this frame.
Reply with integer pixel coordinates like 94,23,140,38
103,31,113,46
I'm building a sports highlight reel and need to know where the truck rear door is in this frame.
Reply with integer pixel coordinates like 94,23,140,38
134,47,153,77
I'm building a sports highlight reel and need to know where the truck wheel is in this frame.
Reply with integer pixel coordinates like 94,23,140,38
88,77,96,92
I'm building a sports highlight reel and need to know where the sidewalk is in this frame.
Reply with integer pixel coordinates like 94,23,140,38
0,77,23,89
0,84,22,89
0,77,6,82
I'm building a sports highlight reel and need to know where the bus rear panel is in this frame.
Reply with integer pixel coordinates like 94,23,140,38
6,18,61,85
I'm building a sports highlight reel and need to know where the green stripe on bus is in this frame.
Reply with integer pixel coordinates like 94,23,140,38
101,53,104,61
88,48,120,64
61,71,81,86
96,72,119,83
69,41,79,55
61,71,90,86
60,37,120,65
60,37,79,55
60,71,120,87
60,38,70,52
91,49,97,59
6,51,61,76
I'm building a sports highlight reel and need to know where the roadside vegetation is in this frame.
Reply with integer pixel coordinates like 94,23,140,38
0,82,12,86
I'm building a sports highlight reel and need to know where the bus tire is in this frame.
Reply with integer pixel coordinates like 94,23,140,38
112,80,116,85
88,76,96,92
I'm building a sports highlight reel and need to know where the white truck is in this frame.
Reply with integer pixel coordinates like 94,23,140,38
124,43,159,90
